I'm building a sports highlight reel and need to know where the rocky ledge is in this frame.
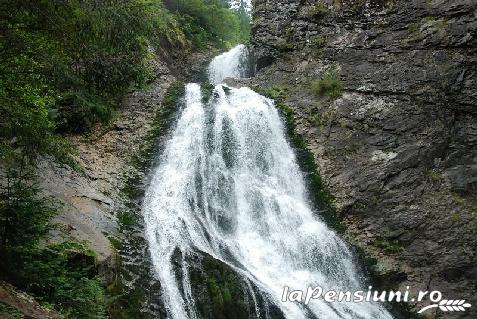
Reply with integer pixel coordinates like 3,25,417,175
250,0,476,318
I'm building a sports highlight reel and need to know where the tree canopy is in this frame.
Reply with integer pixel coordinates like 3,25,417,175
0,1,250,317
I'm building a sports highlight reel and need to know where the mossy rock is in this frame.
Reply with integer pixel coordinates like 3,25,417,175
172,250,284,319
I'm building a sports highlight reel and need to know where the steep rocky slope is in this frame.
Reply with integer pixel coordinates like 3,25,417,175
36,57,177,278
250,0,476,318
1,49,214,317
0,282,62,319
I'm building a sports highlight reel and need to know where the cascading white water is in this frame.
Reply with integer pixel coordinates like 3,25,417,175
208,44,251,84
143,46,394,319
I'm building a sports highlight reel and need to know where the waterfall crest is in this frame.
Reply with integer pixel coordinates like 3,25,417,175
208,44,252,84
143,46,393,319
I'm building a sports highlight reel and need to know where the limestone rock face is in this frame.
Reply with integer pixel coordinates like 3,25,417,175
36,57,177,279
251,0,476,317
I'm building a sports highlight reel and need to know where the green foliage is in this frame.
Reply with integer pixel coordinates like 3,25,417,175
315,34,327,47
429,169,444,181
1,0,152,135
1,0,249,141
308,2,329,18
201,81,215,102
117,210,137,230
407,21,420,35
20,242,106,318
0,110,106,319
164,0,250,48
161,81,187,113
451,212,461,222
374,239,403,254
130,81,185,173
0,303,23,319
1,234,107,318
189,254,249,319
0,161,107,318
312,103,336,128
451,192,465,205
0,180,56,251
311,68,343,99
113,288,148,319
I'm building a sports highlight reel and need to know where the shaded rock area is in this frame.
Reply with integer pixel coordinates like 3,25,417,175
172,251,285,319
249,0,476,318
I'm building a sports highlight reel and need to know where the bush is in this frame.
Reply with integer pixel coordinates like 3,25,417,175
308,2,329,18
0,170,107,318
20,242,107,318
311,68,343,99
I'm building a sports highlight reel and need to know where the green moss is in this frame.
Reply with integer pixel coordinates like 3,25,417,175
435,19,448,29
189,254,250,319
405,16,447,45
108,236,122,251
373,239,403,254
451,212,462,222
117,210,137,230
451,192,465,205
429,169,444,181
407,22,420,34
121,81,184,201
124,81,185,196
201,81,215,102
258,86,344,233
423,16,436,22
111,287,148,319
311,68,343,99
308,2,329,18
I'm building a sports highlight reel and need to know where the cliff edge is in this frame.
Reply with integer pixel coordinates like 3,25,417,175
251,0,476,317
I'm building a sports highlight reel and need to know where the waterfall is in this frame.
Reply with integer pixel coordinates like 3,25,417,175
143,46,393,319
207,44,252,84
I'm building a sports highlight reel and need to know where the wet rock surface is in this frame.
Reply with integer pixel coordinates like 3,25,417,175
172,251,285,319
250,0,476,317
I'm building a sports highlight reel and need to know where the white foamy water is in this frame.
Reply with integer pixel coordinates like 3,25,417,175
208,44,251,84
143,45,393,319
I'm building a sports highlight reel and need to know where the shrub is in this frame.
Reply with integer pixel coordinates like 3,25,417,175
0,173,107,318
308,2,329,18
374,239,403,254
311,68,343,99
20,242,107,318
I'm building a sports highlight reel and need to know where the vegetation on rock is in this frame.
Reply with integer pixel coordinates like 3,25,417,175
311,68,343,99
0,0,249,317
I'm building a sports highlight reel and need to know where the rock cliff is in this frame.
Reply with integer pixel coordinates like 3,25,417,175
0,50,214,318
250,0,476,317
